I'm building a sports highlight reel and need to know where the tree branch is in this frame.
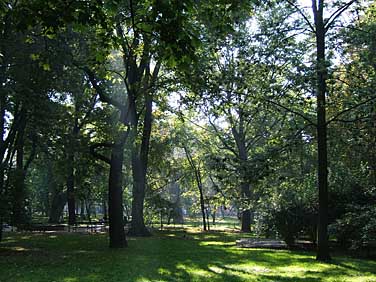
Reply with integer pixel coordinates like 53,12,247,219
263,98,317,126
286,0,315,32
208,119,239,157
89,142,113,164
324,0,357,32
83,67,124,110
327,95,376,125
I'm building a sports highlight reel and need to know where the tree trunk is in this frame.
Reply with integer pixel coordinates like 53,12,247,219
0,216,3,242
49,191,66,223
312,0,331,261
199,183,207,231
66,154,76,225
85,201,92,222
206,208,210,231
108,142,127,248
0,94,6,241
0,13,11,240
128,91,153,236
184,146,207,231
173,199,184,224
67,119,79,226
240,183,251,232
80,200,86,220
103,196,108,221
12,109,26,226
128,152,150,236
232,111,251,233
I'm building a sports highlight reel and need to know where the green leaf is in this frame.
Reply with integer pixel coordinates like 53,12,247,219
42,63,51,71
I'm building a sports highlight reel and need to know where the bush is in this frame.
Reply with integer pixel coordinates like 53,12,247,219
255,190,317,247
331,205,376,251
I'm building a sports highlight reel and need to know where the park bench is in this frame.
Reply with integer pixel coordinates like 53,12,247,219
236,238,288,249
69,221,107,233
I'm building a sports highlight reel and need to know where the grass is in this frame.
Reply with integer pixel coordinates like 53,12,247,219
0,228,376,282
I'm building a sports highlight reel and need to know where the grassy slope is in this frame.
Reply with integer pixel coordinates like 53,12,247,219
0,230,375,282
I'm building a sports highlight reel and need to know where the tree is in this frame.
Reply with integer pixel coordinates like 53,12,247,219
284,0,372,261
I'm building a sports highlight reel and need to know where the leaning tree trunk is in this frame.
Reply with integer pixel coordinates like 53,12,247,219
313,0,331,261
184,147,207,231
108,142,127,248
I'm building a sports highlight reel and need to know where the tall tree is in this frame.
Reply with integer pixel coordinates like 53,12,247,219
285,0,368,261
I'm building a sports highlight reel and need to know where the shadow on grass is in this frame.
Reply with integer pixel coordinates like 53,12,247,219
0,231,376,282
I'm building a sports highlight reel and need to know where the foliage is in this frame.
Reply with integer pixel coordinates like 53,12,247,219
331,205,376,250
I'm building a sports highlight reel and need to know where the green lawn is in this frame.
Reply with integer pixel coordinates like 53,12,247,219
0,230,375,282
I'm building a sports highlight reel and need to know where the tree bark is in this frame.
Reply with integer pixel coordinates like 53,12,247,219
184,147,207,231
12,108,27,226
128,92,152,236
0,216,3,242
108,142,127,247
240,183,251,232
128,63,159,236
49,191,66,223
312,0,331,261
172,184,184,224
232,114,251,233
198,181,207,231
67,118,79,226
0,9,12,240
128,152,150,236
103,196,108,221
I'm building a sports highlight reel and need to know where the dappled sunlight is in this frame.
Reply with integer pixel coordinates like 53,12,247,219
10,246,30,252
135,277,152,282
346,275,376,282
164,233,177,238
158,268,172,276
198,240,233,246
63,277,79,282
225,264,271,274
176,263,216,280
208,265,225,274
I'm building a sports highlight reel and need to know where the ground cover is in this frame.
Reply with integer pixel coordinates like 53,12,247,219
0,229,375,282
